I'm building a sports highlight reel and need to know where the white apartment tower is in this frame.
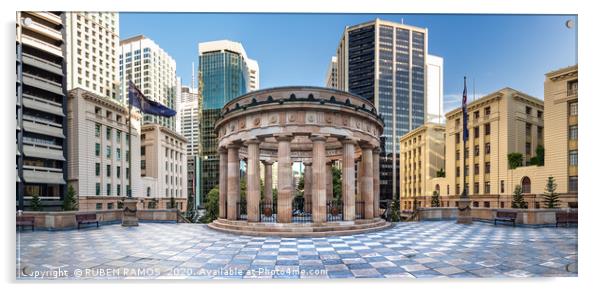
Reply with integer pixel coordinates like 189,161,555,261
325,56,338,88
64,12,120,100
247,59,260,91
178,86,200,156
426,54,444,124
119,35,177,131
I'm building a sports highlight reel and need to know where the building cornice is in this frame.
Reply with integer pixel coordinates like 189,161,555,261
546,65,578,81
69,87,141,119
141,123,188,143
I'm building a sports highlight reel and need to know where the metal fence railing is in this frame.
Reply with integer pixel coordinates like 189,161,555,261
355,201,365,219
236,200,247,221
292,197,312,223
259,201,277,222
326,200,343,222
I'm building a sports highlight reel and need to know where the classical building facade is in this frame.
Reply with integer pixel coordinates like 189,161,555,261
119,35,177,130
198,40,258,199
331,18,431,201
208,87,388,236
64,12,120,100
140,124,188,211
67,88,142,211
16,11,68,210
399,123,445,210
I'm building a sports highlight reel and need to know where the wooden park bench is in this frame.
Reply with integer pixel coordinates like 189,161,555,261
556,211,578,227
16,215,35,231
494,211,517,227
76,213,99,229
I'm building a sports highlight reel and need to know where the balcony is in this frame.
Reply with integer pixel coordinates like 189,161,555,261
22,165,65,185
22,93,64,116
28,12,62,26
23,143,65,161
22,53,63,76
22,117,64,138
24,20,62,41
567,88,578,97
20,34,62,57
22,73,63,95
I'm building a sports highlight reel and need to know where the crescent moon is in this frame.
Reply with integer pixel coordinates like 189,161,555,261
565,20,574,29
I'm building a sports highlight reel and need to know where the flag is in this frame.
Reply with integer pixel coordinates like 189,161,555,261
462,76,468,141
128,81,176,117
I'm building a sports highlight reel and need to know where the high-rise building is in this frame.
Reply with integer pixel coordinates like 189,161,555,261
64,12,120,100
198,40,258,198
16,12,68,210
177,85,202,209
325,56,338,88
67,88,142,211
426,54,444,124
119,35,177,131
332,18,429,200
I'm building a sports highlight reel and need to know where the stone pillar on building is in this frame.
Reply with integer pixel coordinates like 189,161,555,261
372,148,381,218
246,140,260,222
226,143,240,220
276,135,293,223
325,160,333,202
218,148,228,219
341,139,356,221
303,162,312,206
263,161,273,205
361,144,374,219
357,159,363,202
311,135,327,223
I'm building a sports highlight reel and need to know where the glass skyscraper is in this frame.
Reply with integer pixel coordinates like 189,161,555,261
332,19,428,200
198,40,258,199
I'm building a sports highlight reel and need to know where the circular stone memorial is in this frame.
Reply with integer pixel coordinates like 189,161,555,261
208,86,390,237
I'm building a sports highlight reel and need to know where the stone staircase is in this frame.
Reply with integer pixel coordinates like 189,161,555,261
207,218,391,237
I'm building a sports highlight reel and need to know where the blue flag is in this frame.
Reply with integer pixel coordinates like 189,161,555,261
128,81,176,117
462,77,468,141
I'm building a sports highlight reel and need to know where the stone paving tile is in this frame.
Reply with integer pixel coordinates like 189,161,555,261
16,221,577,279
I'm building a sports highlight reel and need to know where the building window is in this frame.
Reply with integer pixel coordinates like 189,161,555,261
455,133,460,144
474,126,480,138
147,187,151,197
474,164,480,175
500,180,505,193
569,125,578,140
116,148,121,160
95,123,101,137
485,142,491,154
96,183,100,196
96,203,102,210
126,150,130,161
473,201,479,208
526,106,532,115
447,185,450,195
95,143,100,156
456,167,460,177
484,201,490,208
569,150,578,166
485,106,491,116
126,167,130,179
474,111,480,119
474,145,480,156
106,183,111,196
117,184,121,196
485,123,490,135
107,203,114,210
106,145,111,158
569,176,578,192
474,182,479,194
537,110,543,118
521,177,531,194
141,146,146,156
117,166,121,178
485,162,491,174
141,160,146,170
525,142,531,155
500,202,505,208
106,127,111,140
455,150,460,160
484,182,491,194
95,163,100,176
464,165,469,176
569,102,578,116
106,165,111,177
568,80,578,96
116,130,121,143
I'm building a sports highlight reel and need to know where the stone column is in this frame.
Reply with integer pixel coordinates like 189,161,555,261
372,148,381,218
303,162,312,206
246,140,260,222
226,144,240,220
361,144,374,219
357,159,363,202
341,139,356,221
325,161,333,202
218,148,228,219
263,161,273,205
276,135,293,223
311,135,327,223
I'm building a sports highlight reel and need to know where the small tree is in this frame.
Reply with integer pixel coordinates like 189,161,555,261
431,190,441,207
30,193,42,211
542,176,560,208
512,185,528,209
536,145,545,166
201,187,219,223
508,153,524,169
390,198,401,222
332,166,342,201
170,195,176,209
62,184,78,211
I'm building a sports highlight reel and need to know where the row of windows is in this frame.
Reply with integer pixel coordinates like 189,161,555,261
456,143,491,160
95,182,129,196
95,143,129,160
455,123,491,143
456,162,492,176
95,163,129,179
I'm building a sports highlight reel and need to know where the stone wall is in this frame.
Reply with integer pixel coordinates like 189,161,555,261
19,209,179,230
417,207,573,226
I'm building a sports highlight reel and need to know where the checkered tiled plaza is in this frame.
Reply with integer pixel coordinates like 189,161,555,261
16,221,577,279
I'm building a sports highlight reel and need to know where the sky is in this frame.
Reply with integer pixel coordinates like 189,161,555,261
119,13,577,112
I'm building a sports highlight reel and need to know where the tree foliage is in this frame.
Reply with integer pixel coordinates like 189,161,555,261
390,198,401,222
508,153,524,169
511,185,528,209
332,166,342,201
30,193,42,211
436,168,445,178
543,176,560,208
431,190,441,207
201,186,219,223
62,184,78,211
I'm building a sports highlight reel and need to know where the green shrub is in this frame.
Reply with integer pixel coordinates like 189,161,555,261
200,187,219,223
543,176,560,208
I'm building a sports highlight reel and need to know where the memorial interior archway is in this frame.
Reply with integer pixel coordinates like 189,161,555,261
208,86,390,236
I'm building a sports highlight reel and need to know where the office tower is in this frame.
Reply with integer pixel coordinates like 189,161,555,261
426,54,444,124
16,12,68,210
333,18,428,200
119,35,177,131
324,56,338,88
178,85,202,209
198,40,258,198
64,12,120,100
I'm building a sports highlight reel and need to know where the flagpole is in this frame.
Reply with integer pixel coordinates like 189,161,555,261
462,76,468,199
128,83,133,198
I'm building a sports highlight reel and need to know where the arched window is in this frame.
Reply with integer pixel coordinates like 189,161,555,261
435,184,440,193
521,177,531,194
146,187,151,197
